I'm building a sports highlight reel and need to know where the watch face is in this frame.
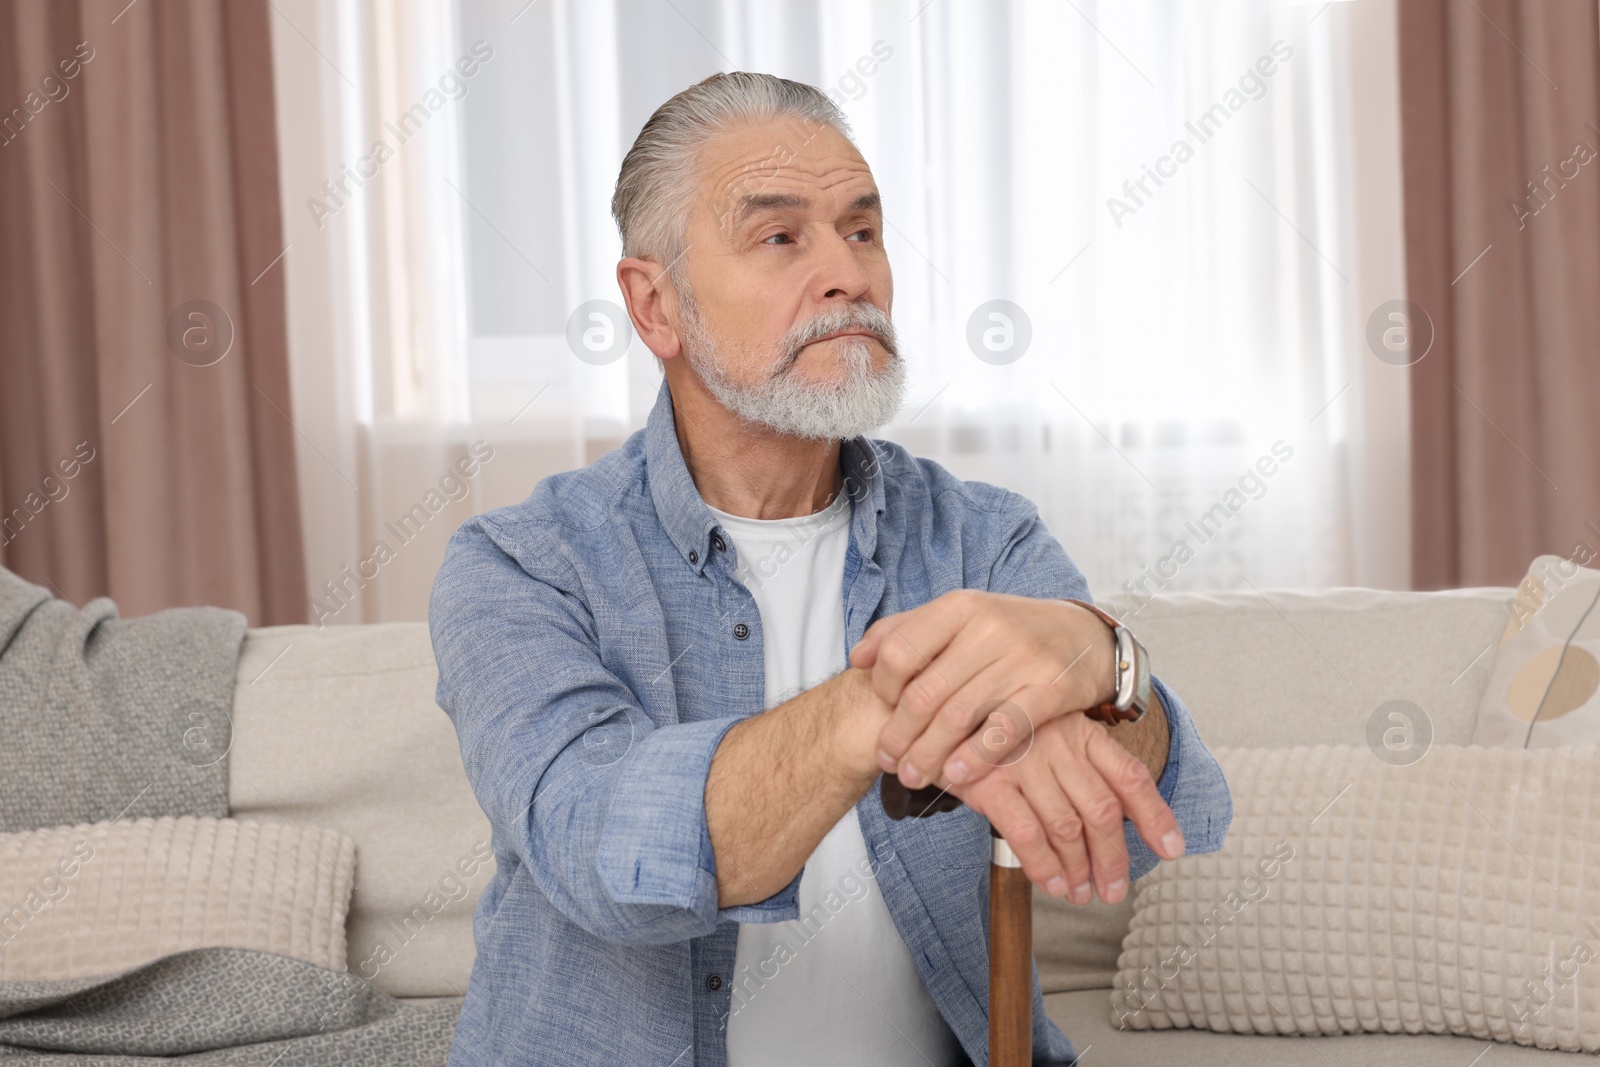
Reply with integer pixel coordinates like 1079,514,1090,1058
1114,627,1137,710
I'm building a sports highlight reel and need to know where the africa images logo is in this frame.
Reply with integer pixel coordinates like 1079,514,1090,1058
1105,40,1294,228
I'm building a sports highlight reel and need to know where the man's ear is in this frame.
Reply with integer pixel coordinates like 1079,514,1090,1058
616,257,684,362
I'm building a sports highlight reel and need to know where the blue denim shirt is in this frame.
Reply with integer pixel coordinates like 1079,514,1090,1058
429,378,1233,1066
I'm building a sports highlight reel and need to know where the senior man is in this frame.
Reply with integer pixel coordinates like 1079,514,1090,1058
430,71,1232,1066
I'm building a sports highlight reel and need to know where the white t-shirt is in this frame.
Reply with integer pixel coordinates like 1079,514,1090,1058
710,491,965,1067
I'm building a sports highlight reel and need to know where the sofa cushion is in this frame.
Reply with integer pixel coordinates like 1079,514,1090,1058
1100,586,1514,748
0,815,353,981
228,623,493,999
1033,888,1133,994
1111,743,1600,1053
1045,987,1581,1065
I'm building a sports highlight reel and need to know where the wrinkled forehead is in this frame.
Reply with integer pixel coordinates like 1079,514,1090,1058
694,118,879,234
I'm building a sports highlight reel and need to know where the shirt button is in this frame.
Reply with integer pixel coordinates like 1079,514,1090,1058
688,549,698,565
732,622,750,641
706,974,723,991
711,532,726,552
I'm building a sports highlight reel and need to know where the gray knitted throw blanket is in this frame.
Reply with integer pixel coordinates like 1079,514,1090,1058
0,567,241,833
0,571,464,1061
0,946,460,1062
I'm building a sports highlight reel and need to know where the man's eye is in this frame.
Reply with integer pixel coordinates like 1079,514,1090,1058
847,229,874,242
763,233,793,245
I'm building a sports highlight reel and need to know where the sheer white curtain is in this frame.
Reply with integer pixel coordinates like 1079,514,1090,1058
272,0,1409,624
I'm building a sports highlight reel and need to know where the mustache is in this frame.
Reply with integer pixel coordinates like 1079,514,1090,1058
771,302,897,377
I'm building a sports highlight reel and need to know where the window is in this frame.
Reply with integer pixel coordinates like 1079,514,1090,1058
273,0,1407,623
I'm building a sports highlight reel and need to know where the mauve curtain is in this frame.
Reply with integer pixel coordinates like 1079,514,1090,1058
1399,0,1600,589
0,0,305,624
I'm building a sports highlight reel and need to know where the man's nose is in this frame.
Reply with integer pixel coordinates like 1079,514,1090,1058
811,228,872,303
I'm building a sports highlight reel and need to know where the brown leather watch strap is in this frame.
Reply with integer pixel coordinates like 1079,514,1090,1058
1086,697,1142,725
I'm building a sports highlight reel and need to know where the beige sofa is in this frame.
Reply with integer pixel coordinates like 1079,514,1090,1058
229,584,1589,1064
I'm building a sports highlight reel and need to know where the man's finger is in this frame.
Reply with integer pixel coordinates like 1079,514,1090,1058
848,628,884,668
1015,755,1095,905
850,606,930,672
963,779,1070,896
935,679,1070,787
857,590,982,710
1084,724,1184,862
1042,717,1134,903
883,657,1022,785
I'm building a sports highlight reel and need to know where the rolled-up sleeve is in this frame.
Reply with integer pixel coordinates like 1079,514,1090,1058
981,492,1233,882
429,516,800,947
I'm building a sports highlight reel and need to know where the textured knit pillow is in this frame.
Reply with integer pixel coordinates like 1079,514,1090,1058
1111,744,1600,1053
1473,554,1600,749
0,815,355,981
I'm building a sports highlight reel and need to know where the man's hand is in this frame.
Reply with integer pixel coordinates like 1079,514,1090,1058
926,707,1185,904
849,589,1120,790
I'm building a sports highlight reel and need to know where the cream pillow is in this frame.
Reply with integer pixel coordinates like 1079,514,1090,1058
1473,554,1600,748
0,815,355,981
1111,744,1600,1053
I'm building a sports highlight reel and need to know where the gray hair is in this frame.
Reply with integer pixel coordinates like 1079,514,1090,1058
610,71,856,293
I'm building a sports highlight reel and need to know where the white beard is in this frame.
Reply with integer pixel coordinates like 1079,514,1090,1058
676,290,907,441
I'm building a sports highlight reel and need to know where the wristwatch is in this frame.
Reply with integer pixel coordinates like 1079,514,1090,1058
1065,599,1152,726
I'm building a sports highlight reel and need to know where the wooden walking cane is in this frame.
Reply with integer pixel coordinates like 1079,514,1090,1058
874,600,1150,1065
882,777,1032,1066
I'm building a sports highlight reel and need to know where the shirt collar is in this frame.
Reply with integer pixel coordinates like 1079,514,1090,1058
644,377,888,575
